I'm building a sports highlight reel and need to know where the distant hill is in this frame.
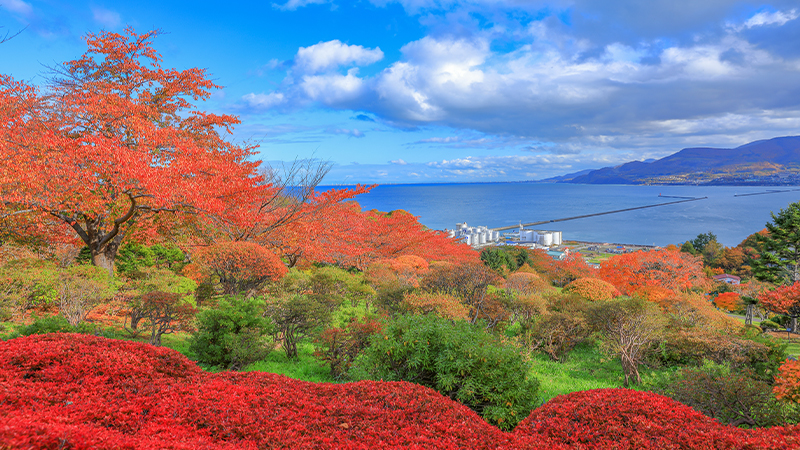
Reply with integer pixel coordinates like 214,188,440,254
562,136,800,185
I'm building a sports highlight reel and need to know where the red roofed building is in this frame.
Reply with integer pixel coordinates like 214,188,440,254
713,274,741,285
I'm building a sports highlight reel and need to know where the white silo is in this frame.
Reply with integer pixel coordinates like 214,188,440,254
480,232,487,244
541,232,553,246
553,231,562,245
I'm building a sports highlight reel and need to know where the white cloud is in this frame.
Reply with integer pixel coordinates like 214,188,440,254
743,9,798,29
0,0,32,16
242,92,286,109
301,69,366,105
273,0,331,11
295,40,383,73
91,7,121,28
390,158,408,164
328,128,365,138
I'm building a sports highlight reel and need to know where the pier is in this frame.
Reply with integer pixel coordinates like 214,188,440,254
493,196,707,232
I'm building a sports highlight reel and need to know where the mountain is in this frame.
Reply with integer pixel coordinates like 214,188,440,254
540,168,594,182
565,136,800,185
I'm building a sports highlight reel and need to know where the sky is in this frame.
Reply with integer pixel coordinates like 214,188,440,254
2,0,800,184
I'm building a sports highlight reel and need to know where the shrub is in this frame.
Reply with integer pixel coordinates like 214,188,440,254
0,258,59,321
188,296,273,370
586,296,667,386
526,293,590,362
355,313,540,430
505,272,551,297
131,291,197,346
651,360,800,428
195,241,287,295
514,389,763,449
656,329,786,381
400,291,469,320
761,319,783,331
58,265,117,326
18,314,94,336
265,293,336,360
562,277,620,301
314,317,383,379
775,359,800,403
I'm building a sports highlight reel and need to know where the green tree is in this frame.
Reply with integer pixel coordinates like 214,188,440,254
691,232,717,254
680,241,697,255
753,202,800,285
188,296,273,370
355,313,539,430
266,294,334,359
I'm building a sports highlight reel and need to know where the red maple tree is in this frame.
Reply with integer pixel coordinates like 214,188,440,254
598,249,708,298
0,28,262,274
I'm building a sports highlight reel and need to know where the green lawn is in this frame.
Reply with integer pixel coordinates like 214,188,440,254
244,342,334,383
528,341,625,401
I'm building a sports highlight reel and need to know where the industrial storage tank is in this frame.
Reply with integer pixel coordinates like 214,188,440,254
553,231,562,245
480,232,487,244
541,232,553,246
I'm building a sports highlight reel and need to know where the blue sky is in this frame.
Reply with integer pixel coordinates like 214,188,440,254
2,0,800,184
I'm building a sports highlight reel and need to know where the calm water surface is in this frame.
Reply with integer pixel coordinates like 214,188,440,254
321,183,800,247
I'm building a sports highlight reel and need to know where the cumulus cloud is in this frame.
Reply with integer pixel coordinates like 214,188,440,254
295,40,384,73
261,0,800,174
390,158,408,164
0,0,32,16
91,7,121,28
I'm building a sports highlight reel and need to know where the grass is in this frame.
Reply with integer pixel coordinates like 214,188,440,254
528,341,627,402
244,341,334,383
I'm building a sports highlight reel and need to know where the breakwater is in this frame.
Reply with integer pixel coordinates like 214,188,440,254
493,196,707,232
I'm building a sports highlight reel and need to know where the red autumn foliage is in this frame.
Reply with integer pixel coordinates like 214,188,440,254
0,29,263,273
774,359,800,403
514,388,800,449
524,251,591,287
714,292,742,312
598,249,709,299
276,204,479,270
760,283,800,317
562,277,621,301
4,334,800,449
195,241,287,295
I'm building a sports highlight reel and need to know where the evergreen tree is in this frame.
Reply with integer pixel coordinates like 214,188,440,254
753,202,800,285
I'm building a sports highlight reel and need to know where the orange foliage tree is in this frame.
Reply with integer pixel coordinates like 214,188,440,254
598,249,708,299
401,292,469,320
524,250,591,287
760,283,800,332
195,241,287,295
563,277,621,302
505,272,550,297
0,28,262,275
272,205,478,270
774,359,800,403
713,292,742,312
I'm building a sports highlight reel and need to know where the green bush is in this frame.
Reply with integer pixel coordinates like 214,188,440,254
18,314,116,338
355,314,540,430
648,360,800,428
760,319,782,331
188,296,273,370
655,329,786,382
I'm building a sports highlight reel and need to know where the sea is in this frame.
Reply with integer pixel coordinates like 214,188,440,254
319,183,800,248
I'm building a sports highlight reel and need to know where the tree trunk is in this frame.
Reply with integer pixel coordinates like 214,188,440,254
745,304,753,325
91,245,118,277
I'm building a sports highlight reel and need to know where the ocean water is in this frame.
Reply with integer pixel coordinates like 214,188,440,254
321,183,800,247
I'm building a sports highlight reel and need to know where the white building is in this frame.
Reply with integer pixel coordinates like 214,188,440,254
447,223,501,247
517,225,562,246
